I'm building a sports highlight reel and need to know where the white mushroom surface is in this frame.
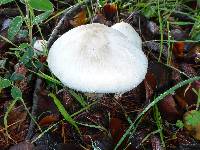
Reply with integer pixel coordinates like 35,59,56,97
33,40,47,54
111,22,142,49
47,23,148,93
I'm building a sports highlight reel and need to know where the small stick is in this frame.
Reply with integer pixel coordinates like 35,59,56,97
25,78,42,140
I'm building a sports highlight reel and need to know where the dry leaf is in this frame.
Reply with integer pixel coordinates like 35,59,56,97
103,3,118,21
70,10,87,27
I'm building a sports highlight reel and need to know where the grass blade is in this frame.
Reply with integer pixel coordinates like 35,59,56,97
49,93,81,135
114,76,200,149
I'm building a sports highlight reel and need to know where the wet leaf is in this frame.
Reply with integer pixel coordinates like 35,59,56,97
39,114,59,126
0,0,14,5
184,110,200,127
28,0,53,11
142,5,157,18
33,10,53,25
8,16,23,41
176,120,184,129
18,29,28,38
20,47,34,64
159,95,180,122
10,72,24,81
11,86,22,99
110,118,125,144
0,79,11,89
173,42,185,58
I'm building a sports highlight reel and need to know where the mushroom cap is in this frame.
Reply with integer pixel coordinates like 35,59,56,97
47,23,148,93
33,40,47,54
111,22,142,49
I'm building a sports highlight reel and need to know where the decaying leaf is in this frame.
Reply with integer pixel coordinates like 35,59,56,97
159,95,181,122
173,42,185,58
39,114,59,127
69,10,87,27
183,110,200,140
103,3,118,21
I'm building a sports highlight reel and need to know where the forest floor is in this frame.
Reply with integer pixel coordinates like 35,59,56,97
0,0,200,150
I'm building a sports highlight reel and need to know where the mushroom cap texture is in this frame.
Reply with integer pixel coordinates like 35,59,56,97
111,22,142,49
47,23,148,93
33,40,47,52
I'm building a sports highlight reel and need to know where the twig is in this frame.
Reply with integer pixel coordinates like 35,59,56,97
25,78,42,140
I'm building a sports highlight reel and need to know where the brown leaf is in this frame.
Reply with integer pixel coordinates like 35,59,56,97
39,114,59,127
175,80,200,107
69,10,86,27
173,42,185,58
103,3,118,21
109,118,126,144
144,71,157,101
159,95,181,122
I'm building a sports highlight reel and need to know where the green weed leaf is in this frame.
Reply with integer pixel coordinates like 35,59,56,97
185,110,200,126
28,0,53,11
176,120,184,129
20,47,34,64
69,90,87,108
33,10,53,25
8,16,23,41
10,72,24,81
0,79,11,89
11,86,22,99
0,0,14,5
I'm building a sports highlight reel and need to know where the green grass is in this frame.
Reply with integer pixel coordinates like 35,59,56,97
0,0,200,149
114,76,200,149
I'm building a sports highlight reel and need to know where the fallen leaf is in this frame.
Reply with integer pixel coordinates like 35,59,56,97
173,42,185,58
109,118,126,144
159,95,181,122
69,10,87,27
103,3,117,21
39,114,59,127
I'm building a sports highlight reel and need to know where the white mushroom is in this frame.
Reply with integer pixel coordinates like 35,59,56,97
111,21,142,49
33,40,47,55
47,23,148,94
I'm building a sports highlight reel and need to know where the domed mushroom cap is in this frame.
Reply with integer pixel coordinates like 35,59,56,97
111,22,142,49
47,23,148,93
33,40,47,52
